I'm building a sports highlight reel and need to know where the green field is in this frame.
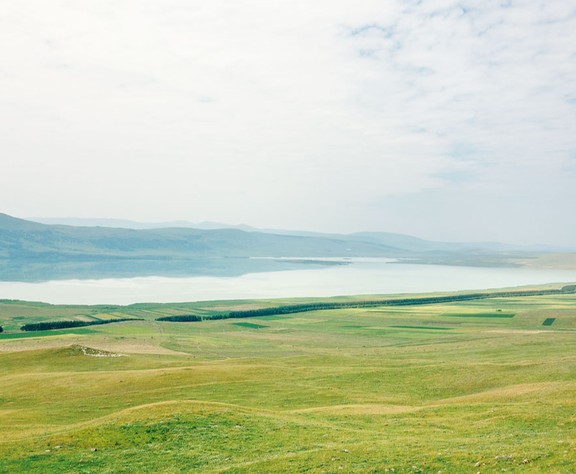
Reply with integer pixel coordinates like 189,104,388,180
1,286,576,473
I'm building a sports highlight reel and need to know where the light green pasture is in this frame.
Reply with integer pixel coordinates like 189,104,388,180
0,289,575,473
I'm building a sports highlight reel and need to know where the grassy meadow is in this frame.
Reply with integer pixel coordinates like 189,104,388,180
1,286,576,473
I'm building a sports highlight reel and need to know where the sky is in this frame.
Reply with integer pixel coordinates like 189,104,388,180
2,0,576,245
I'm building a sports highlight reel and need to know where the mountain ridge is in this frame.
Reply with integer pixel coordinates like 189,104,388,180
25,214,570,253
2,212,574,283
1,213,402,260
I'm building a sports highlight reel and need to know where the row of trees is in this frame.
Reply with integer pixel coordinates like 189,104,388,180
156,314,204,322
156,286,576,323
21,318,142,332
16,286,575,329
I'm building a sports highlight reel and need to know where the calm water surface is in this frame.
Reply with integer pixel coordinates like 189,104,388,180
0,258,574,305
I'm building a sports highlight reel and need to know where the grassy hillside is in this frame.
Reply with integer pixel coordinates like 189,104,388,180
1,285,575,472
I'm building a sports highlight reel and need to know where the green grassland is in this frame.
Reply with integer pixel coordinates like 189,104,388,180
1,286,576,473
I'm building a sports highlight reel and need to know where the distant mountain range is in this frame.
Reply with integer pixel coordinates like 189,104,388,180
1,213,401,260
1,212,572,282
26,215,569,253
30,216,259,232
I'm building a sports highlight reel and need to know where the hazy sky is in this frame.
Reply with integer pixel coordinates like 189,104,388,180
2,1,575,245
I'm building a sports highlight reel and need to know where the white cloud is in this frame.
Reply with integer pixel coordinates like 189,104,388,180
1,0,575,244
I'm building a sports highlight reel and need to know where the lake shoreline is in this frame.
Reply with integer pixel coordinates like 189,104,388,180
0,258,574,306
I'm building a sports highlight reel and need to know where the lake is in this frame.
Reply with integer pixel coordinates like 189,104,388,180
0,258,574,305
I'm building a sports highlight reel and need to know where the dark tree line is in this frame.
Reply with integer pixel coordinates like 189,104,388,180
156,314,204,322
21,318,142,332
155,286,576,323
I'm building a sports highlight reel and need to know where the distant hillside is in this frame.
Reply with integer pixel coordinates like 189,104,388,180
28,215,569,253
0,213,401,260
29,216,257,231
347,232,566,253
3,213,567,273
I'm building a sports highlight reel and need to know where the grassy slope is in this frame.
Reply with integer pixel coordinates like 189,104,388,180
1,288,576,473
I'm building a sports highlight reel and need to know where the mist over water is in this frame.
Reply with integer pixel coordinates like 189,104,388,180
1,259,573,305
